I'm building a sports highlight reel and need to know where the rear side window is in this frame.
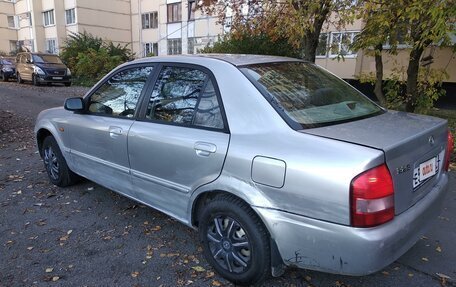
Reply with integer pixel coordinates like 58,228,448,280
88,66,154,117
146,66,224,129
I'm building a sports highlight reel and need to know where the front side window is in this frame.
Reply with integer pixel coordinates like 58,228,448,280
146,66,224,129
43,10,55,26
167,38,182,55
88,66,154,117
167,3,182,23
65,8,76,25
241,62,383,128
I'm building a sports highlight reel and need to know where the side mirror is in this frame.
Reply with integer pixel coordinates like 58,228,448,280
64,97,84,111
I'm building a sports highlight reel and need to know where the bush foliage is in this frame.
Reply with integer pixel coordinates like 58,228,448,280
60,32,134,86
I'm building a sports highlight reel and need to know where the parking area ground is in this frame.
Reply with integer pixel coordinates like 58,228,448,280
1,81,455,287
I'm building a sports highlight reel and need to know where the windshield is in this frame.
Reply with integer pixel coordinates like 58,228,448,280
33,55,63,64
241,62,383,129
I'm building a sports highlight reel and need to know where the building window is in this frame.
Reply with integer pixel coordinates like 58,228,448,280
167,3,182,23
167,38,182,55
144,43,158,57
65,8,76,25
188,38,195,54
46,39,57,54
43,10,55,27
316,33,328,57
188,0,195,21
7,15,19,28
142,12,158,29
329,31,359,57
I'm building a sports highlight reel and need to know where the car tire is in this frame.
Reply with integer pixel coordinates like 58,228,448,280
198,194,271,286
65,82,72,87
32,74,40,86
17,73,23,84
41,136,80,187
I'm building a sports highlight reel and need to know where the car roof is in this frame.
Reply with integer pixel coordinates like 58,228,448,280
133,54,302,67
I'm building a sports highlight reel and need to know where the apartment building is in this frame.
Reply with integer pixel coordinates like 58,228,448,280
1,0,455,86
0,0,131,55
130,0,223,57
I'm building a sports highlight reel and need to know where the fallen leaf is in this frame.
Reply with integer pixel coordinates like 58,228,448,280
408,273,414,277
205,271,215,278
59,235,69,241
436,273,451,279
27,246,34,250
382,271,389,275
67,230,73,235
191,266,205,272
305,275,312,281
52,276,60,282
212,280,222,286
436,246,442,252
131,271,140,278
45,268,53,273
151,225,161,231
421,257,429,262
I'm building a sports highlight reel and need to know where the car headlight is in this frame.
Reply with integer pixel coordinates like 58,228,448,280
66,68,71,76
34,66,45,76
3,67,13,72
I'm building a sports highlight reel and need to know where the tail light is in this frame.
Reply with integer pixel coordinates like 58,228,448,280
444,129,454,172
350,164,394,227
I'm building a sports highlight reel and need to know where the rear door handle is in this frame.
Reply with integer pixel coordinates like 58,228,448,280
109,126,123,138
194,142,217,157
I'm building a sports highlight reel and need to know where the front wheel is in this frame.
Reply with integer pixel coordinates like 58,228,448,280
17,73,23,84
41,136,80,187
199,195,271,286
32,74,40,86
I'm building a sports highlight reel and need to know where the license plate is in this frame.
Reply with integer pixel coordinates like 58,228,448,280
52,77,63,80
419,157,436,181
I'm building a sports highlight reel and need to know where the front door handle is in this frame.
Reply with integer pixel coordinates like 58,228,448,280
194,142,217,157
109,126,123,138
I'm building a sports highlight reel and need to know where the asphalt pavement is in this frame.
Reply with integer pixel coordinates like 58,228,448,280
0,81,455,287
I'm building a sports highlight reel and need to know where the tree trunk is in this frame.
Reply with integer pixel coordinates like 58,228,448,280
373,43,386,106
405,46,424,112
301,35,319,62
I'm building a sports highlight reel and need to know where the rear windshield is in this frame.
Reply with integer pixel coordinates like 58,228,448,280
241,62,383,129
33,55,63,64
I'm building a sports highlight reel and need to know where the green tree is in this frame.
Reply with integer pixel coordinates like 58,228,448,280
199,0,356,62
354,0,455,112
60,31,134,85
200,33,300,58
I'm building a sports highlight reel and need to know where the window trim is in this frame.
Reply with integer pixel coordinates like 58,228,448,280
81,63,157,120
65,8,76,25
141,11,158,29
327,30,359,59
167,2,182,23
42,9,55,27
137,62,230,134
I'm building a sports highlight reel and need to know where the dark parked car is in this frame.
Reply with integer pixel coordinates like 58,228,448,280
0,57,16,82
16,52,72,86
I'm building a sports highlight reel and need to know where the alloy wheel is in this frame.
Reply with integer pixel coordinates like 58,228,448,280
206,215,251,274
43,146,60,181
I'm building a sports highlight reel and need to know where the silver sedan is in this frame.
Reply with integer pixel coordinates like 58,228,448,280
35,55,453,286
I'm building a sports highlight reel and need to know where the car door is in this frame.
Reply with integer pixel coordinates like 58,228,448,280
68,65,155,195
128,64,230,221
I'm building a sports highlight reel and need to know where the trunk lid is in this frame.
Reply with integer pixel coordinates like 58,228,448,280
302,111,448,214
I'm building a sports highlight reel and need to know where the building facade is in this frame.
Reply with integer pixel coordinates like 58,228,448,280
1,0,455,85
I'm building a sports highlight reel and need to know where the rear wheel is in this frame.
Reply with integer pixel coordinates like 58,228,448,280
65,82,72,87
41,136,80,187
199,195,271,286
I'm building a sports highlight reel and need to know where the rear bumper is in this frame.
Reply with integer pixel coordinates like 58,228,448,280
253,173,448,275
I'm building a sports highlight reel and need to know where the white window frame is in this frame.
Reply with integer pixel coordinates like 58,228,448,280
43,10,55,27
141,11,158,29
65,8,76,25
46,38,57,54
328,31,359,58
143,42,158,57
7,15,19,29
167,38,182,55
